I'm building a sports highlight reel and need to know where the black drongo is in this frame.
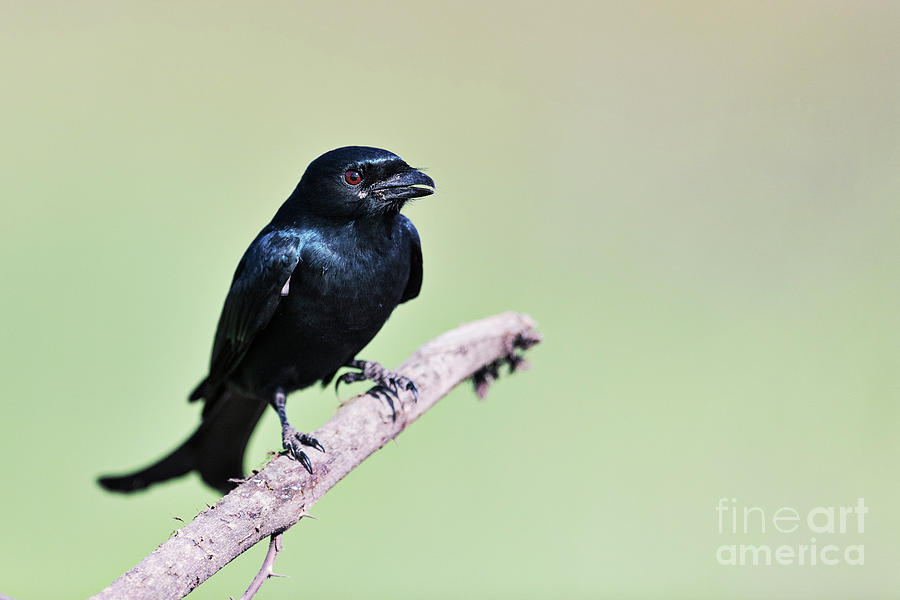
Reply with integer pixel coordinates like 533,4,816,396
99,146,433,493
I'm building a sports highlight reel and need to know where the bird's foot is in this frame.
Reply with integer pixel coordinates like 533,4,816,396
335,359,418,421
281,425,325,474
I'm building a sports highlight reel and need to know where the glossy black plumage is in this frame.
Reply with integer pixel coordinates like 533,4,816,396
99,146,433,493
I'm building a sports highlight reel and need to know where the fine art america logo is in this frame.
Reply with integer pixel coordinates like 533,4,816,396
715,498,866,566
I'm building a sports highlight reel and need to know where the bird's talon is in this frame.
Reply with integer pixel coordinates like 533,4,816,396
282,424,323,471
369,384,397,421
302,436,325,454
334,371,363,395
294,431,325,453
296,450,312,474
406,381,418,403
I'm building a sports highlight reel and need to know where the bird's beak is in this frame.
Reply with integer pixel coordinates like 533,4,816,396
368,169,435,203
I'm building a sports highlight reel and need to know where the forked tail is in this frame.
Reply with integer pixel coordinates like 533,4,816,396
98,391,267,494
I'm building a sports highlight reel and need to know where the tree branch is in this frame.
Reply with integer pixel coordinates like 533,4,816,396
91,311,541,600
238,532,285,600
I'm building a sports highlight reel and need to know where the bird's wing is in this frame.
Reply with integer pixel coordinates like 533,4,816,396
196,227,303,400
399,215,422,303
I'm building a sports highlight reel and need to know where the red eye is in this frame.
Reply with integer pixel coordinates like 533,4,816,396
344,170,362,185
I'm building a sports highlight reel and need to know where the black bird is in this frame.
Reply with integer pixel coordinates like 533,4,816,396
99,146,434,494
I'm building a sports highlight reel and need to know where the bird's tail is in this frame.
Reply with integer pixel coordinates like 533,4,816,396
98,391,267,494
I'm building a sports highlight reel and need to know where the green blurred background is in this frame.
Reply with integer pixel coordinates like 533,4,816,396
1,1,898,598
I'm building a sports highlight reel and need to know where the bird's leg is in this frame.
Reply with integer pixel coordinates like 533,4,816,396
273,389,324,474
334,359,418,421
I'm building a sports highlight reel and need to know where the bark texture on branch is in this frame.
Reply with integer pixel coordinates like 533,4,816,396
91,311,540,600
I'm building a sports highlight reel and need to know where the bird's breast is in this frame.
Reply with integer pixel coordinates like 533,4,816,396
288,234,408,333
229,222,412,397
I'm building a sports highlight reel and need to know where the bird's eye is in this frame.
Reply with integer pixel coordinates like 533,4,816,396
344,170,362,185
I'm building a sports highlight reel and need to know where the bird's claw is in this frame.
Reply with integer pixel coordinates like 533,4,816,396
295,431,325,454
368,384,397,421
366,377,417,422
295,448,313,474
335,360,418,419
334,370,365,395
283,437,312,473
282,426,324,473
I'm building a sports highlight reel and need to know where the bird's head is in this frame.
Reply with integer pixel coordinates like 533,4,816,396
287,146,435,220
